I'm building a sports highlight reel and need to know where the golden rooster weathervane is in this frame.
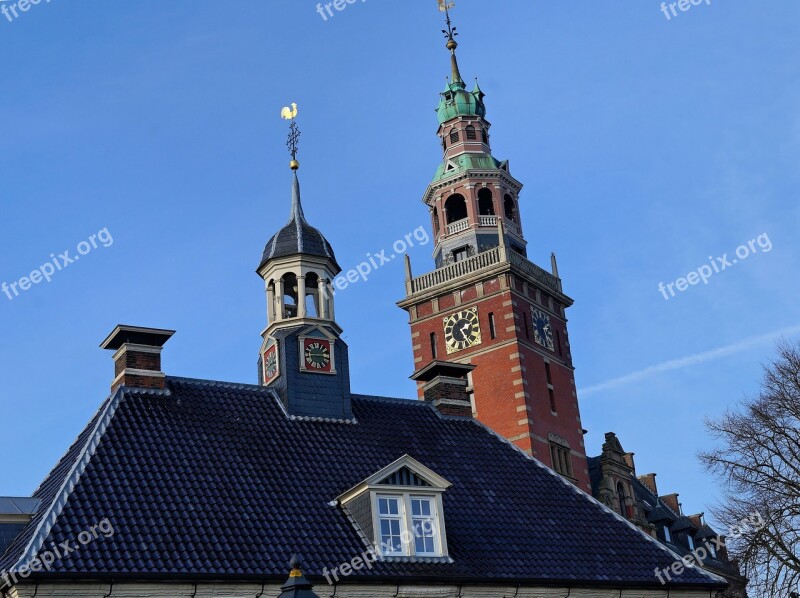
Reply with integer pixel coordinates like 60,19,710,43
281,102,301,170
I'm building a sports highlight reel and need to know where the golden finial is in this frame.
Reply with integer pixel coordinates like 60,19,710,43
281,102,301,170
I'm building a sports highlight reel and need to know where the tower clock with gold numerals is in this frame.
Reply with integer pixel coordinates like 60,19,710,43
443,307,482,354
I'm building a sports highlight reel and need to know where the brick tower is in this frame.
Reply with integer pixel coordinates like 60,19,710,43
398,6,591,492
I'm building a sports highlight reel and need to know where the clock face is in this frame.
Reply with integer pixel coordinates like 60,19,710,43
531,308,555,351
303,340,332,371
443,307,482,354
262,344,279,385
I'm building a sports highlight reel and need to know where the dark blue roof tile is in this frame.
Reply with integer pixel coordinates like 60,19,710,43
0,378,723,588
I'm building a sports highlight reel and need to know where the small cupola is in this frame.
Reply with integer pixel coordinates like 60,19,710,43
256,108,352,420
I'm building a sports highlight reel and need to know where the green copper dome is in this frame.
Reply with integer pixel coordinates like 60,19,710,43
431,152,504,184
436,80,486,124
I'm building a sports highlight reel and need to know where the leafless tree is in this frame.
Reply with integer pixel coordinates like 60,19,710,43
701,342,800,597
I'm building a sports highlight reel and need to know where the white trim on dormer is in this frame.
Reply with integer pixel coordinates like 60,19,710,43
337,455,452,504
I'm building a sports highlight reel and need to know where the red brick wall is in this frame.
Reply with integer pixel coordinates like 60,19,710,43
408,274,591,492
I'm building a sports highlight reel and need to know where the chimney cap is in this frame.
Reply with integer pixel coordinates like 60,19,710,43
410,360,475,382
100,325,175,351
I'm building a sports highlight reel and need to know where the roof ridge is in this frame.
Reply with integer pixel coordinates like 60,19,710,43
166,375,272,391
7,387,127,574
352,393,420,405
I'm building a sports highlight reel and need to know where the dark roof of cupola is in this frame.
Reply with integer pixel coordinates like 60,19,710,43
258,171,340,273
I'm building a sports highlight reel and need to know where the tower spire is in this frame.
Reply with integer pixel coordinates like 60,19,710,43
281,102,305,220
438,0,463,85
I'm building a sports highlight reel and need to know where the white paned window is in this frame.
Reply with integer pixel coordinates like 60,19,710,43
373,493,444,557
377,496,405,556
410,496,438,556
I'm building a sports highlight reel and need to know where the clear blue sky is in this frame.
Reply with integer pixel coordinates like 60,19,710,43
1,1,799,526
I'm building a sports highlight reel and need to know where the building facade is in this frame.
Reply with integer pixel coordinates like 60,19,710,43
589,432,748,597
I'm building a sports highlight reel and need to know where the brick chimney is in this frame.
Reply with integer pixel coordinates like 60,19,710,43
100,325,175,392
688,513,704,528
661,493,681,516
411,360,475,418
638,473,658,495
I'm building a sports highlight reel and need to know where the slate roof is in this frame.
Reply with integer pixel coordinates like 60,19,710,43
258,172,339,272
0,377,724,588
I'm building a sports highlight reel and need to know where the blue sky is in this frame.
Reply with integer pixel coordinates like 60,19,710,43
1,0,799,527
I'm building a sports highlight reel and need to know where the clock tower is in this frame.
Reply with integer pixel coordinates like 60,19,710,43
257,117,353,420
398,7,591,491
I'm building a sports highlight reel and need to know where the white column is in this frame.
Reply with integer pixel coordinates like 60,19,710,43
266,284,276,324
319,279,329,319
297,274,307,318
277,278,285,320
326,280,335,321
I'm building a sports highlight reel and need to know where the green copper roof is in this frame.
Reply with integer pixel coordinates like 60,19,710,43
436,81,486,124
431,152,503,184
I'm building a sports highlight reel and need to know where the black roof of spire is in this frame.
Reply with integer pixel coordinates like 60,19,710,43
258,171,340,272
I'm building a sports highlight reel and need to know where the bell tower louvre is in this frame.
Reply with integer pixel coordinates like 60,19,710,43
398,3,591,492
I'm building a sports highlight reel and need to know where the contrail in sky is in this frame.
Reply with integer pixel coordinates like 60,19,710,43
579,324,800,397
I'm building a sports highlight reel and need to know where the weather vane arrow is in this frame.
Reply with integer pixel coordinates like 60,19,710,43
281,102,300,170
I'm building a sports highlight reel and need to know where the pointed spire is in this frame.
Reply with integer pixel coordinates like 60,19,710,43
404,254,414,294
290,170,305,221
439,1,464,86
472,77,485,100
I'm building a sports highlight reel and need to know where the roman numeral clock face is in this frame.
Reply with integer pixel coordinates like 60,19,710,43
443,307,482,354
302,338,332,372
531,308,555,351
262,344,279,385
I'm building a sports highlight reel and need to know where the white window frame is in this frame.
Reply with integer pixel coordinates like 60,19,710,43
687,534,695,550
371,490,447,558
663,525,672,543
375,494,406,556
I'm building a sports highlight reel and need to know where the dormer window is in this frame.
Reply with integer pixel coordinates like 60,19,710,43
337,455,452,560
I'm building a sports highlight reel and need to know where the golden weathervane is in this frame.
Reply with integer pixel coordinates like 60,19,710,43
281,102,300,170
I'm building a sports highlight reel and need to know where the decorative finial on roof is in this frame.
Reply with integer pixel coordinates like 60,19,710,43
281,102,301,170
438,0,463,85
278,554,320,597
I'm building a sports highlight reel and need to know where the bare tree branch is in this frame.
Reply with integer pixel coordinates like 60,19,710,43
701,342,800,597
